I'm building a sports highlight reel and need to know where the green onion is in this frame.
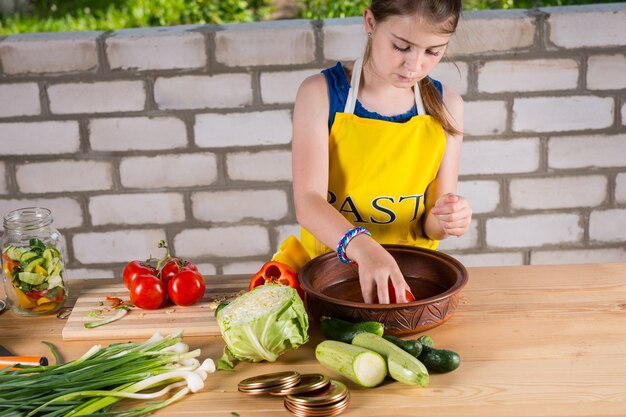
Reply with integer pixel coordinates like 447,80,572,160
0,331,214,417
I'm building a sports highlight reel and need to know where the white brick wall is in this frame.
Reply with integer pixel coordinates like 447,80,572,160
547,4,626,48
323,18,366,61
548,134,626,169
215,21,315,66
0,83,40,117
509,175,607,210
477,59,579,93
586,54,626,90
0,31,100,74
16,160,113,193
195,110,292,148
275,224,301,248
0,6,624,273
260,69,322,105
458,180,500,214
486,214,582,248
464,100,508,136
48,81,146,114
223,261,264,275
195,263,217,276
452,10,536,55
191,189,289,223
89,193,186,226
513,96,613,133
453,252,525,267
66,268,116,280
106,27,206,71
431,62,469,95
460,138,540,175
89,117,187,151
226,150,292,182
531,248,626,265
119,153,218,189
0,121,79,155
616,173,626,204
73,229,166,264
0,197,83,229
589,209,626,243
0,163,6,194
173,226,270,258
154,74,253,110
437,220,479,250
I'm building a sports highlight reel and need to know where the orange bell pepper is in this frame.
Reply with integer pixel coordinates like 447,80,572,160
249,261,304,299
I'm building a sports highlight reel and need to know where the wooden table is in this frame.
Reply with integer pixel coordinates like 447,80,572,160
2,263,625,416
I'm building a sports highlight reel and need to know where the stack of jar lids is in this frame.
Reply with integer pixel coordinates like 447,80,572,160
238,371,350,416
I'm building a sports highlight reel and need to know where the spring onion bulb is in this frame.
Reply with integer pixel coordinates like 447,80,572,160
0,331,215,417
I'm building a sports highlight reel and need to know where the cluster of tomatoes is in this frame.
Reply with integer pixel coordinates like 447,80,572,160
123,257,205,310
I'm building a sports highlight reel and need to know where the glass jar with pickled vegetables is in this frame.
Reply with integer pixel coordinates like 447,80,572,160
1,207,68,316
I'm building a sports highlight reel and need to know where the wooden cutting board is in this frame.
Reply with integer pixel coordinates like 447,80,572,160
62,276,247,341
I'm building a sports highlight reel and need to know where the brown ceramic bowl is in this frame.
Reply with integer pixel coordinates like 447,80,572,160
299,245,468,336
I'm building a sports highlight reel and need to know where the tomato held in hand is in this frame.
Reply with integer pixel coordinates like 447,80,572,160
167,269,205,306
375,281,415,304
130,274,166,310
160,258,198,286
123,261,158,289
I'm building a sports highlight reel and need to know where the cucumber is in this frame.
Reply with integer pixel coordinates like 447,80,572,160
418,345,461,373
18,271,47,286
352,332,429,387
4,245,26,262
320,316,384,344
383,335,422,357
315,340,387,388
20,251,39,264
24,257,45,273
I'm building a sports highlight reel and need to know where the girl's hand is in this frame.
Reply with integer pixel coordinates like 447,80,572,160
430,193,472,237
347,236,411,304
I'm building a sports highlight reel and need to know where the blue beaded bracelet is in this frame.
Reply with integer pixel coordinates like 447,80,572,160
336,227,371,265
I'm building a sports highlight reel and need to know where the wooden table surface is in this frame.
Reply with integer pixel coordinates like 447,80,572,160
2,263,626,417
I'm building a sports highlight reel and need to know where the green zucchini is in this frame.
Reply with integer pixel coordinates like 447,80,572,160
320,316,384,344
315,340,387,388
418,345,461,373
352,333,429,387
382,335,422,357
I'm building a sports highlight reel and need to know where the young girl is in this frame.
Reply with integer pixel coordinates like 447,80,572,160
292,0,472,304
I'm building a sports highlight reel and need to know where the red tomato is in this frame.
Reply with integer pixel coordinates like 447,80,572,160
160,258,198,286
123,261,158,289
130,274,166,310
375,281,415,304
167,269,205,306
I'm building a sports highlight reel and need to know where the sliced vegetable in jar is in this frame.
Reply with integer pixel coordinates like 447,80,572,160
2,238,67,314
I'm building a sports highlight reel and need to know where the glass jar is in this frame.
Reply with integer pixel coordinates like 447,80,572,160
1,207,69,316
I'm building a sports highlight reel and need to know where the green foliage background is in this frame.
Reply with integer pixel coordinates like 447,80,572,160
0,0,621,35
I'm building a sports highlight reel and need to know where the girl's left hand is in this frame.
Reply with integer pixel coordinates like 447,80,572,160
430,193,472,237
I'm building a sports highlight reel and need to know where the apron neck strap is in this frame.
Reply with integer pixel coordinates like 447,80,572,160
343,57,427,116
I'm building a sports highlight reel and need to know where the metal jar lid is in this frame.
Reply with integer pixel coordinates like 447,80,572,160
270,373,330,396
285,379,348,406
238,371,302,395
238,371,301,390
284,393,350,416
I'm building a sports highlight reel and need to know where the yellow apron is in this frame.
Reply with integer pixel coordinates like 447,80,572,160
300,57,447,259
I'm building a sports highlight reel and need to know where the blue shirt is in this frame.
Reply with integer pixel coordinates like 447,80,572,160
322,62,443,131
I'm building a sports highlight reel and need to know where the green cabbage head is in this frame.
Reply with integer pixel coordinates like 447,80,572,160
216,284,309,370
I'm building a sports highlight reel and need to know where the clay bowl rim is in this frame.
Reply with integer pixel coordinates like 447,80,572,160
299,244,469,311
